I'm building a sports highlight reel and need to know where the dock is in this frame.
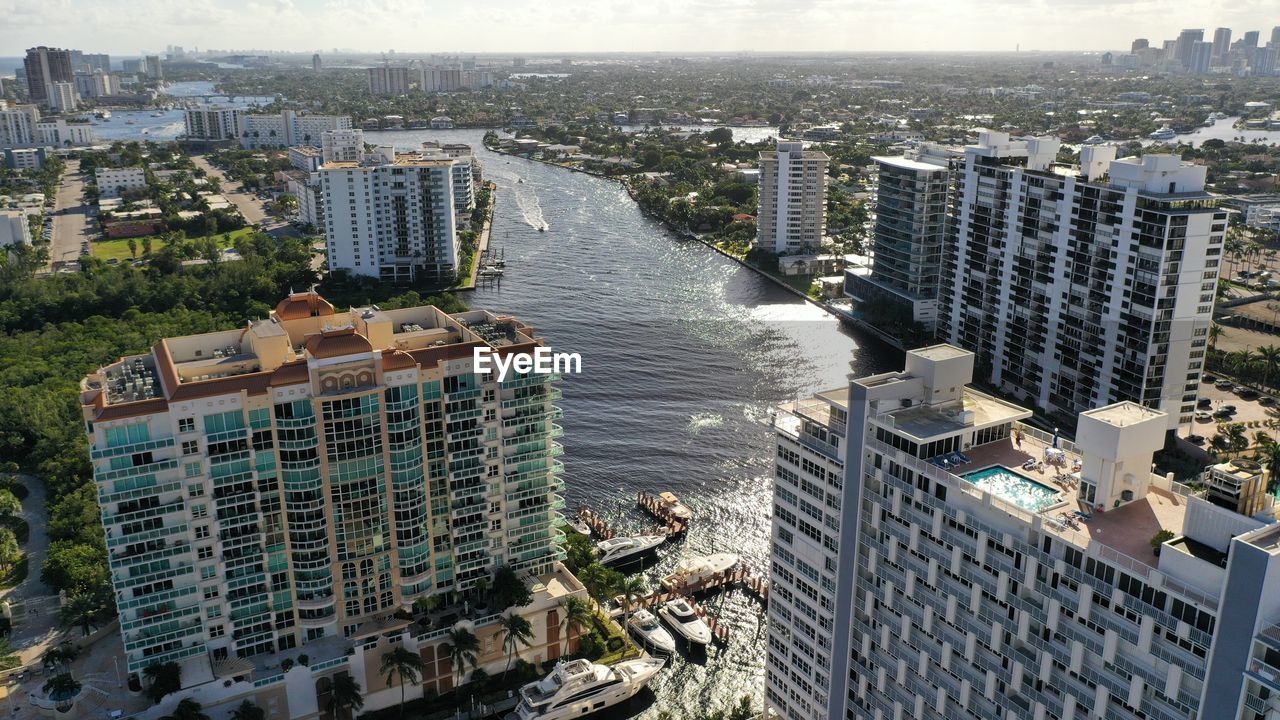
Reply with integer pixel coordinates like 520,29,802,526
637,491,690,535
659,564,770,601
610,593,730,644
576,505,671,542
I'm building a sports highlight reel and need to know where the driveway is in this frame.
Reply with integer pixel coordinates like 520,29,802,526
0,474,59,667
47,160,93,270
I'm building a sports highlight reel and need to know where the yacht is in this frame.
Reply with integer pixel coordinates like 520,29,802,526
657,598,712,646
1081,135,1105,145
510,658,665,720
656,491,692,520
1149,126,1177,141
596,534,666,565
95,111,112,120
569,517,591,536
627,609,676,654
661,553,739,588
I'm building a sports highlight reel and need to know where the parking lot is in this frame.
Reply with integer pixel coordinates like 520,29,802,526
1186,375,1279,445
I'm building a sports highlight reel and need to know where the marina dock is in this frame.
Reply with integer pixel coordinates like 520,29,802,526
637,491,690,535
576,505,671,541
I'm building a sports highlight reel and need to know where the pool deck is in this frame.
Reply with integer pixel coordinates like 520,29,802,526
961,435,1187,567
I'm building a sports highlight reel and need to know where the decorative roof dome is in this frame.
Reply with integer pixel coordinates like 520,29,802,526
275,291,336,321
305,327,373,359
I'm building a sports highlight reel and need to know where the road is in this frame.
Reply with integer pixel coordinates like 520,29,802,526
47,160,93,270
188,154,273,228
0,474,59,667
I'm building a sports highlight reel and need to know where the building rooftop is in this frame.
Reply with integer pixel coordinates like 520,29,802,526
879,387,1031,441
872,155,948,172
1081,400,1165,428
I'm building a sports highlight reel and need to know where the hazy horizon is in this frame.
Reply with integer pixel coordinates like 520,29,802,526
1,0,1278,58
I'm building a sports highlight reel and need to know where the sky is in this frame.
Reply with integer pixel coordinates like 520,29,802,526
1,0,1279,56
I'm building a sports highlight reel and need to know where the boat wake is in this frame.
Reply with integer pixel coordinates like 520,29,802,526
687,413,724,434
513,183,547,231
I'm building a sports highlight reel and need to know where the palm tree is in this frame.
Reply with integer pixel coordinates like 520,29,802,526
230,700,265,720
1209,324,1225,353
61,592,104,636
559,596,594,657
446,626,480,688
42,673,81,707
143,661,182,702
1260,345,1280,389
379,646,424,720
1230,349,1258,381
162,699,210,720
326,673,364,720
616,576,647,627
498,613,535,678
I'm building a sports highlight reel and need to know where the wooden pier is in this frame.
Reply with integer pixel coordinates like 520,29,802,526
660,564,770,601
576,506,670,542
637,491,690,535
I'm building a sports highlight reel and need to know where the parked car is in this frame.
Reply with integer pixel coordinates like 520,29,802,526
1262,396,1276,406
1197,397,1213,408
1222,404,1237,413
1238,388,1260,400
1195,411,1214,422
1216,379,1235,390
1202,375,1218,384
1187,434,1206,445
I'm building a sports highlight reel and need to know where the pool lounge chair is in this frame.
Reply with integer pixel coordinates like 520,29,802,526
956,452,972,464
1022,459,1037,470
932,456,949,469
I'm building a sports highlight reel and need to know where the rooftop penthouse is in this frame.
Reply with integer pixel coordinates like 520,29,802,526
82,291,542,419
842,345,1280,608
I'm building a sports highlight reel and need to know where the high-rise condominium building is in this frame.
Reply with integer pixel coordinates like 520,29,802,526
183,106,246,141
937,132,1224,430
321,150,459,283
81,292,570,703
756,141,829,254
47,81,78,113
845,146,956,341
367,66,410,95
239,110,352,149
766,344,1280,720
24,46,75,108
1176,29,1205,68
1189,41,1214,74
0,105,42,148
321,128,365,164
312,53,321,72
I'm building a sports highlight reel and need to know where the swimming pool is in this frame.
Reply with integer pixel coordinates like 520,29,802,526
961,466,1060,513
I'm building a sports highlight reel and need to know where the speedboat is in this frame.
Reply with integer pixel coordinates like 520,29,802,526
657,598,712,646
538,225,546,232
595,534,666,565
569,517,591,536
661,553,738,588
510,657,665,720
627,609,676,654
1149,126,1177,140
657,491,692,520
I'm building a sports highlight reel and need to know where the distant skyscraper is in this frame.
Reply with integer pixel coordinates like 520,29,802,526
1131,38,1149,53
755,141,829,254
47,81,78,112
144,55,163,80
1212,27,1232,60
1272,26,1280,47
23,47,75,108
1189,40,1214,74
1175,28,1204,68
321,128,364,163
1244,30,1261,47
312,53,322,71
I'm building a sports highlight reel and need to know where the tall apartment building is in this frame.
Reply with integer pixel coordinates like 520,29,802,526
422,142,477,222
1188,41,1214,75
767,344,1280,720
1212,28,1233,62
34,118,95,147
0,210,32,249
756,141,829,254
321,150,459,284
0,105,41,148
937,132,1224,430
367,66,410,96
47,81,78,113
311,53,321,72
845,147,956,341
81,292,570,701
23,46,75,108
321,128,364,164
145,55,163,80
183,106,246,141
239,110,352,150
1175,29,1205,68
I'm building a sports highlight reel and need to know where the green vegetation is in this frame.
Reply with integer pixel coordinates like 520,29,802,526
207,148,291,190
94,227,255,262
379,646,425,720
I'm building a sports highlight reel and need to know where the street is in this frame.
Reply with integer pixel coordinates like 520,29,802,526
47,160,93,270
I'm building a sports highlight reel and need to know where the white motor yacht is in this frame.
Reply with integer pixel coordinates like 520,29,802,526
1149,126,1177,140
509,657,665,720
657,597,712,646
595,534,666,565
657,491,692,520
662,553,739,588
627,608,677,654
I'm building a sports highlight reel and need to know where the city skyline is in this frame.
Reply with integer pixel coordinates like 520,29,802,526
1,0,1279,56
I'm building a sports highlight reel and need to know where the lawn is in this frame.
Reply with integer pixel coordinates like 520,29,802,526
94,227,256,261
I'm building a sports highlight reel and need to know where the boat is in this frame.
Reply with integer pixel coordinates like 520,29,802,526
1081,135,1105,145
95,111,111,120
125,120,135,125
657,597,712,646
538,225,546,232
656,491,692,520
661,553,739,588
151,111,165,117
627,609,676,654
569,517,591,536
596,534,666,565
478,267,504,277
510,657,665,720
1149,126,1177,140
517,178,525,183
